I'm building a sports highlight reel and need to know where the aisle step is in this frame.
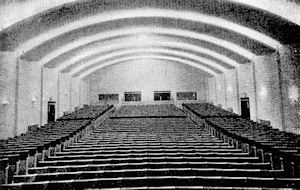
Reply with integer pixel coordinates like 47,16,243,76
38,156,261,166
48,152,250,161
14,168,284,183
56,148,243,155
64,145,235,152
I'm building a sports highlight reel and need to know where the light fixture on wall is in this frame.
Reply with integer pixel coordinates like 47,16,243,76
289,85,299,104
240,93,247,98
1,97,9,106
259,85,267,98
227,86,233,93
31,97,37,103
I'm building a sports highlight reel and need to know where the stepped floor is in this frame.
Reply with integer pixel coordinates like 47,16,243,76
2,110,300,189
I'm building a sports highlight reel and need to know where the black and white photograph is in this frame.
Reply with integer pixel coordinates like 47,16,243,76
0,0,300,189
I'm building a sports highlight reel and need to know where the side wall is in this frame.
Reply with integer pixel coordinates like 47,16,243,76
279,45,300,133
17,59,41,135
0,52,18,139
253,53,283,130
208,44,300,133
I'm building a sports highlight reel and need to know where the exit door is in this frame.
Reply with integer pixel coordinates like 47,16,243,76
240,97,250,119
48,101,56,123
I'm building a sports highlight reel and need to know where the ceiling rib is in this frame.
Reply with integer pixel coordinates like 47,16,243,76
16,9,281,56
76,54,219,79
50,39,240,72
67,48,228,76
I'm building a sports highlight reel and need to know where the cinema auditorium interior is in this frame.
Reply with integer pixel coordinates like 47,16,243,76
0,0,300,189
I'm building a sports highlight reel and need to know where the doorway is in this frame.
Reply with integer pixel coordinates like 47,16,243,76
240,97,250,119
48,101,56,123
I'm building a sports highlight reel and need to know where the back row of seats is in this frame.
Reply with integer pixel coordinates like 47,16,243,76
114,104,186,117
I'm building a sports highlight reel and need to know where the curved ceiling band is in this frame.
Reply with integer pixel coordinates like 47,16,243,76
16,8,281,55
76,54,218,79
20,16,274,61
66,48,227,76
50,38,240,72
230,0,300,25
38,27,254,68
58,45,235,73
1,0,298,31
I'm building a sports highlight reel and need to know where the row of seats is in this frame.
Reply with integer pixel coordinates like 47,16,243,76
113,104,186,117
0,105,112,185
2,104,300,189
183,103,300,176
185,103,238,117
58,105,112,120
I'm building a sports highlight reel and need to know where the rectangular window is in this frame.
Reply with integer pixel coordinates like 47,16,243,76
154,91,171,101
98,94,119,102
124,91,142,101
177,92,197,100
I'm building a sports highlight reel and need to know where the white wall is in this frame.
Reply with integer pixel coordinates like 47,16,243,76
236,63,258,121
80,79,89,106
17,59,41,135
215,74,226,108
42,68,59,124
224,69,239,113
70,77,80,110
279,45,300,133
0,52,18,139
58,73,72,116
86,59,210,104
207,77,217,104
253,53,283,130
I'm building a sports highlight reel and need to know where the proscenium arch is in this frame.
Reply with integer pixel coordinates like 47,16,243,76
77,55,218,79
15,8,281,55
31,27,255,65
64,48,228,76
50,38,240,73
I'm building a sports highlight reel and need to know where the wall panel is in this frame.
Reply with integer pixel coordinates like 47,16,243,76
87,60,209,105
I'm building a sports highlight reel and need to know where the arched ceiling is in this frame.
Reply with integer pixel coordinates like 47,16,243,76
76,55,218,79
0,0,299,78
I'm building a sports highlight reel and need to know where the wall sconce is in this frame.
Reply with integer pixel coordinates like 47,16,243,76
31,97,37,103
289,85,299,104
259,85,267,98
227,86,233,93
1,97,9,106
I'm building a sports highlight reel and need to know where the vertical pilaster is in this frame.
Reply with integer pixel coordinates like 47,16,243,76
252,61,259,121
224,74,227,108
57,73,60,118
214,77,217,104
275,49,286,131
13,57,20,136
69,77,72,112
39,66,44,126
235,67,240,114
